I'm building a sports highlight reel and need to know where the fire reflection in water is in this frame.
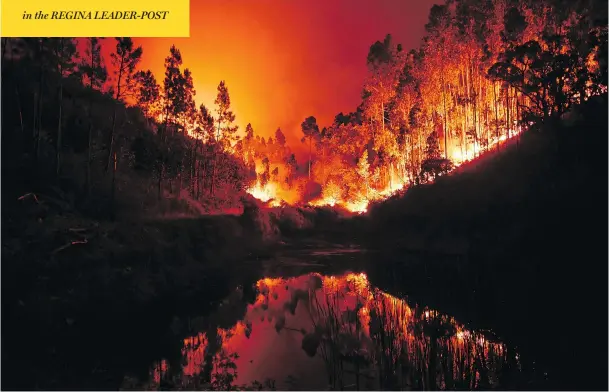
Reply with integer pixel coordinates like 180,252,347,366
125,272,519,390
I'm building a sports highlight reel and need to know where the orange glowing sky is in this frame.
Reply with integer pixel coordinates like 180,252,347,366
115,0,438,155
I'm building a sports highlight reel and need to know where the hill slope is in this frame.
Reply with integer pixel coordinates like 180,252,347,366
359,96,608,390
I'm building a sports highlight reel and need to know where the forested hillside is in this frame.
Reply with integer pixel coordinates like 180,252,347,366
2,0,606,219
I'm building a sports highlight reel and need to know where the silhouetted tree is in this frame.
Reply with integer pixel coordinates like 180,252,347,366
134,70,160,123
274,127,286,147
106,37,142,172
300,116,320,180
80,37,107,195
211,80,238,196
285,153,298,188
162,45,183,136
214,80,238,147
51,38,78,177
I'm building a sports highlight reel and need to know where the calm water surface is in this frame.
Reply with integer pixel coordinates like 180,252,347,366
121,269,521,390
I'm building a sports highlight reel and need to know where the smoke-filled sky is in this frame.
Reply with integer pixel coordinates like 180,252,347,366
127,0,439,152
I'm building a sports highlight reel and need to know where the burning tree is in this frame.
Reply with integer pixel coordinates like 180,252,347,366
301,116,321,180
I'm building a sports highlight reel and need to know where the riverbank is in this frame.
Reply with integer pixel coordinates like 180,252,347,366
357,97,608,390
1,177,358,389
1,198,262,389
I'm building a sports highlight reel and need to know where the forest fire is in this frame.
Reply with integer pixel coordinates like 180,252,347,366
3,0,598,220
245,122,523,213
1,0,606,389
234,2,602,216
245,182,279,205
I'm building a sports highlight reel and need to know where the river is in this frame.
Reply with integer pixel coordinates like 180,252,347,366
115,246,525,391
4,243,552,390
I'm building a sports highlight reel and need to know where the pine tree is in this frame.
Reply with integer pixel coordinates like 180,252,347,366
134,70,160,122
300,116,320,180
51,38,78,177
80,37,107,195
214,81,238,148
211,80,238,196
106,37,142,172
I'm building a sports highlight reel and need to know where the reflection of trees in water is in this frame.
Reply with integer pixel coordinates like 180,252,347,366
138,348,276,390
123,284,277,390
125,273,519,390
305,273,516,390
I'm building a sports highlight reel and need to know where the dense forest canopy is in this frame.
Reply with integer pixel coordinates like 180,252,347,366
1,0,606,216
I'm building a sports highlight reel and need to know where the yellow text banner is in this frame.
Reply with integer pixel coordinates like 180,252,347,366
1,0,190,37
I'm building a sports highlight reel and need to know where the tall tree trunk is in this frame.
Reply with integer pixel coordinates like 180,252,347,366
465,62,470,159
480,77,487,151
493,81,500,151
33,91,38,141
472,63,478,158
410,134,416,183
197,159,201,200
36,88,44,161
210,153,216,196
15,86,24,132
506,85,511,139
158,107,171,198
440,55,448,160
157,162,163,200
1,38,9,67
85,122,93,196
381,99,385,138
321,145,325,183
460,69,466,161
210,120,222,197
200,152,207,200
111,151,117,218
190,145,196,197
86,119,93,196
56,80,64,177
106,104,118,172
105,56,125,172
33,70,44,163
308,136,312,180
515,88,521,148
85,45,97,196
178,158,183,198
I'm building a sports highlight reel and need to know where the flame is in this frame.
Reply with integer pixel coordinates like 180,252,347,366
245,180,297,207
244,156,303,207
452,126,524,168
308,166,408,214
246,182,277,203
309,196,369,214
341,199,369,214
302,125,523,213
